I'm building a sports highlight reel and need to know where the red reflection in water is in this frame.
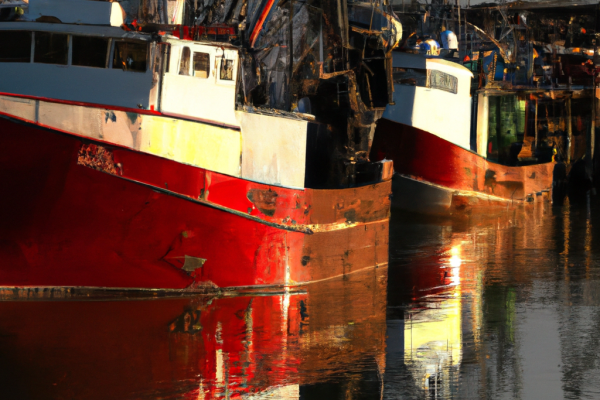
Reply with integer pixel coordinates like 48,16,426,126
0,267,387,399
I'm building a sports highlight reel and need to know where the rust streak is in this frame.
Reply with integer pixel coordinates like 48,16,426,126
77,144,119,175
247,188,279,217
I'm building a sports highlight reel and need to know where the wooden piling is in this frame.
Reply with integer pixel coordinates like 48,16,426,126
567,96,572,164
587,85,596,182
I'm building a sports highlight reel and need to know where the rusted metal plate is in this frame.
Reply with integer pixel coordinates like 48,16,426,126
205,170,391,227
289,220,389,285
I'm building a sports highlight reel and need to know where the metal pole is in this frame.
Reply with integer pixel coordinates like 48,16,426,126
592,86,596,162
288,0,294,110
457,2,461,56
535,98,538,150
588,78,596,182
567,96,572,164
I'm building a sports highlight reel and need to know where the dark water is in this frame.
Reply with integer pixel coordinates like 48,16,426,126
1,199,599,399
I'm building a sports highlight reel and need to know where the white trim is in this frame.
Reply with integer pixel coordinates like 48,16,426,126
29,31,35,63
67,34,72,66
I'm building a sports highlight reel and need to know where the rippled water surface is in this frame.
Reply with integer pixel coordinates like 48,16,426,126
386,199,600,400
1,200,600,399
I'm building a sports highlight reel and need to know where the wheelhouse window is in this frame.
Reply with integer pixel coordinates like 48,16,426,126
427,70,458,94
193,52,209,78
112,41,147,72
179,47,190,75
220,59,234,80
165,46,170,73
392,67,426,86
72,36,109,68
0,31,32,62
487,95,522,164
34,32,68,65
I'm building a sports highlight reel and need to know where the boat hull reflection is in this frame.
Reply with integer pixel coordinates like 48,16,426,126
0,266,387,399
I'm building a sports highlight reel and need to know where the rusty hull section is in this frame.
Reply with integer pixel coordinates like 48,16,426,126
204,171,392,229
289,219,389,285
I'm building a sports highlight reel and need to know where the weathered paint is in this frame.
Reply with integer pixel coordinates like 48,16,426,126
288,220,389,285
204,170,392,226
0,95,349,189
80,142,391,228
0,95,242,177
141,115,241,176
237,111,309,188
0,116,390,289
371,118,554,214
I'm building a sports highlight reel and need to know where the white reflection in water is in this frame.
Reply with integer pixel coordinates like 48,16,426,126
449,255,461,268
405,293,462,396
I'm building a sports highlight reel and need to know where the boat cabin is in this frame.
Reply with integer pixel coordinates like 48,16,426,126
386,51,584,168
161,38,238,127
0,0,398,191
0,20,240,128
385,52,474,150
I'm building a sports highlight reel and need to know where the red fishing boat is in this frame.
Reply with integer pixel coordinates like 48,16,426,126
370,52,555,215
0,0,400,290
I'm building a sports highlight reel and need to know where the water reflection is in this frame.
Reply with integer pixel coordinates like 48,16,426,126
4,198,600,399
0,266,387,400
387,198,600,399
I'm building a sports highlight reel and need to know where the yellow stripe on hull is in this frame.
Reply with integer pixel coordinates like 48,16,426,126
0,95,242,178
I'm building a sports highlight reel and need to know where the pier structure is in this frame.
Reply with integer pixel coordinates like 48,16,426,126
391,0,600,199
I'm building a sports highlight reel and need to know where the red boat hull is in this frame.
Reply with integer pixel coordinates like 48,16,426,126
0,116,390,290
371,118,555,215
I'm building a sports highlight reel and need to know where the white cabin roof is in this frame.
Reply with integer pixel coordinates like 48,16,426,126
0,21,149,40
25,0,124,27
392,52,474,78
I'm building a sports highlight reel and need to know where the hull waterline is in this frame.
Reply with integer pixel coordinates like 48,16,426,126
371,118,554,216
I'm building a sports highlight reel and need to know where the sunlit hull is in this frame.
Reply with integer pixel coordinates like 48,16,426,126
0,115,390,290
371,119,554,216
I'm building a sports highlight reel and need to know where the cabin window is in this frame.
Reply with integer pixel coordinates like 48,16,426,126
488,95,518,164
220,59,234,80
179,47,190,75
392,67,426,86
193,52,209,78
165,46,170,73
72,36,109,68
427,70,458,94
0,31,32,62
34,32,68,65
487,95,529,165
112,41,147,72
